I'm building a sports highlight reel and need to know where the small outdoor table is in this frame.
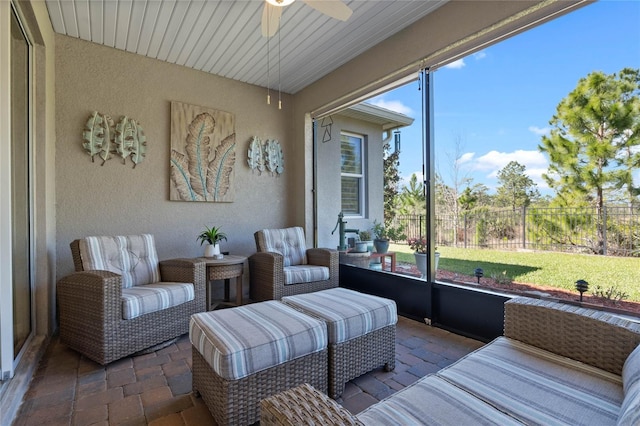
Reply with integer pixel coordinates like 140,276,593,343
369,251,396,272
198,255,247,310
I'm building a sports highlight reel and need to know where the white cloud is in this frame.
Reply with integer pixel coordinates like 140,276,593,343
528,126,550,136
442,52,483,71
473,150,548,172
526,168,550,190
399,171,424,190
368,96,413,116
465,150,550,191
456,152,475,165
444,59,465,69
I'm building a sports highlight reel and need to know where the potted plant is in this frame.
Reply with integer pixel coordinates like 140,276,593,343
197,225,227,257
408,236,439,278
358,230,374,253
372,220,406,254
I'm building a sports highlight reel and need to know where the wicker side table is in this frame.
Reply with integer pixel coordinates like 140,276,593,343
197,255,247,310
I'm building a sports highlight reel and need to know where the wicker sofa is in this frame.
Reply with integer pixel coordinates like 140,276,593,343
262,297,640,425
57,234,206,365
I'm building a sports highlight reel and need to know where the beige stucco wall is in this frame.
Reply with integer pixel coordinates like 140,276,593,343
29,0,57,337
54,35,293,290
316,114,385,249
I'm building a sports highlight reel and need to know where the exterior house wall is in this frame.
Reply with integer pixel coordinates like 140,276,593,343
54,35,293,284
316,115,384,250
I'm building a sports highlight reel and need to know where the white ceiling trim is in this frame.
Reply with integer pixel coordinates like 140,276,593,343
44,0,448,94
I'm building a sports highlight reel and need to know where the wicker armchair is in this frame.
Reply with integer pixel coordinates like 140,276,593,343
57,234,206,365
249,227,338,301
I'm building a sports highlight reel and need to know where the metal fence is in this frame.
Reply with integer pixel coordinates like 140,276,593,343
393,205,640,257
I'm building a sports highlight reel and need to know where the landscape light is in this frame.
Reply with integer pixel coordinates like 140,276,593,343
575,279,589,302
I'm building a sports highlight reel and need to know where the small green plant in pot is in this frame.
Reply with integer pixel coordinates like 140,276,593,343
372,220,406,253
358,230,374,252
197,225,227,257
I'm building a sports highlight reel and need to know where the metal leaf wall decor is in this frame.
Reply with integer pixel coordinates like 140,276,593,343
247,136,284,176
247,136,266,174
115,116,147,168
82,112,114,165
82,112,146,168
170,101,236,202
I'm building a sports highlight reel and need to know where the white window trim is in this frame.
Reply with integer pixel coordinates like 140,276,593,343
341,131,365,218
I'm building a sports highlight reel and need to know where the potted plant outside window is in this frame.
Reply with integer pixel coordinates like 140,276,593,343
197,225,227,257
408,237,439,278
358,230,374,253
372,220,406,254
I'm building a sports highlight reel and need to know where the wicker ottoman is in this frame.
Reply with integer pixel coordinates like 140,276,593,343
189,301,328,425
282,288,397,398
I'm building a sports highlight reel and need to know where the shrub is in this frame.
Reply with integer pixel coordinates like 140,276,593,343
592,284,629,304
490,270,513,286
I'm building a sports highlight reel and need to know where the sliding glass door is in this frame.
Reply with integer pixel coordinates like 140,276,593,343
0,1,33,383
11,4,32,361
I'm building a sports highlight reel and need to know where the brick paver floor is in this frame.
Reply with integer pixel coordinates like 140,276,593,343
13,316,483,425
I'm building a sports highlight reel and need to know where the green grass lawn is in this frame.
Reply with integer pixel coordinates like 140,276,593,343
390,243,640,302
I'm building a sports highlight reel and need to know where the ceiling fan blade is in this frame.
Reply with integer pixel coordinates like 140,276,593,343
303,0,353,21
261,3,282,38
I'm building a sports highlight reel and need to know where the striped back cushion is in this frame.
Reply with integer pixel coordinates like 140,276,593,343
78,234,161,288
256,227,307,267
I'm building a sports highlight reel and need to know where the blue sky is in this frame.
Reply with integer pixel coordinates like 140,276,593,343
368,0,640,194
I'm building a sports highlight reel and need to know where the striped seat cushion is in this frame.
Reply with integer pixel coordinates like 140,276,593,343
189,301,327,380
121,282,194,320
618,381,640,425
619,344,640,425
78,234,161,288
356,375,523,426
257,227,307,266
284,265,330,285
438,336,624,426
622,344,640,393
282,288,397,344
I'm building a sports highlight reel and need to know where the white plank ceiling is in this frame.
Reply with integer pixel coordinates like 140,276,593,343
45,0,447,94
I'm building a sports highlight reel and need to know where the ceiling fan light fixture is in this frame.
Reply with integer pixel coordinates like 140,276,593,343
266,0,295,7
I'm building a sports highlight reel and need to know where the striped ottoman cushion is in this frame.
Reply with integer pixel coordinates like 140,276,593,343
282,288,397,344
189,301,327,380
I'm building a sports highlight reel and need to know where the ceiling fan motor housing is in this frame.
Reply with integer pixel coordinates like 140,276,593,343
267,0,295,6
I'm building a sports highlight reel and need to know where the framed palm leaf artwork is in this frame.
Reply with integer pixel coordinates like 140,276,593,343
170,101,236,202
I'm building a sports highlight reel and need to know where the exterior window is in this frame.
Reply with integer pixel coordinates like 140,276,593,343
341,132,365,216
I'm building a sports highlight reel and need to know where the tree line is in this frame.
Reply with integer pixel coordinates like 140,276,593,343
383,68,640,254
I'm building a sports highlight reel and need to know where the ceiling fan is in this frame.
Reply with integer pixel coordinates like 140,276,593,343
261,0,353,37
